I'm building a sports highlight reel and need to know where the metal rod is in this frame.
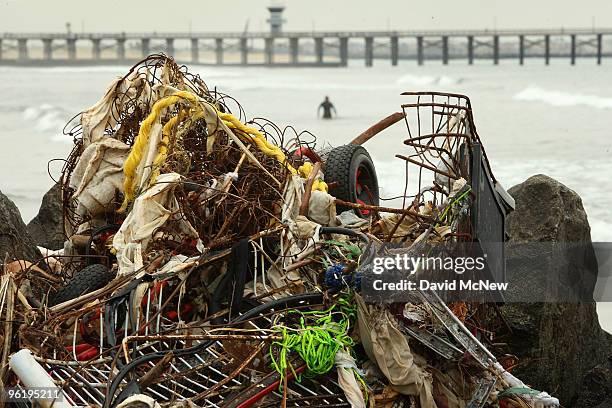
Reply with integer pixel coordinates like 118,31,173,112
350,111,405,145
333,198,434,221
299,161,322,216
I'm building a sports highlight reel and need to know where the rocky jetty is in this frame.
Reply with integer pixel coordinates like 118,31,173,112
503,174,612,407
26,183,64,250
0,191,41,265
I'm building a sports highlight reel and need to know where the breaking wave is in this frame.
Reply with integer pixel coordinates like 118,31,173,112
22,104,72,141
396,74,462,87
514,86,612,109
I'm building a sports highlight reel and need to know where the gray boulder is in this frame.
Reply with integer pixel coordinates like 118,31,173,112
26,183,64,250
574,356,612,408
0,190,42,264
502,174,612,406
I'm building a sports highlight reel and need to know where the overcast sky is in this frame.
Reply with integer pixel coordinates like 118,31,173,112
1,0,611,33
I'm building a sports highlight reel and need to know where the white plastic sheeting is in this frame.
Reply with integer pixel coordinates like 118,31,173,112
335,350,367,408
113,172,202,276
69,137,130,220
356,295,436,408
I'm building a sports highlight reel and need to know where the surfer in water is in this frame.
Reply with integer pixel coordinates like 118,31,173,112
317,96,337,119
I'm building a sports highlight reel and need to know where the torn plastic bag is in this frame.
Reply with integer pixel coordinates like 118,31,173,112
69,138,130,220
337,210,368,228
293,215,321,240
379,213,417,242
355,294,436,408
493,362,559,407
308,190,337,226
113,173,201,276
152,254,200,279
336,350,367,408
116,394,161,408
281,174,303,224
81,73,152,147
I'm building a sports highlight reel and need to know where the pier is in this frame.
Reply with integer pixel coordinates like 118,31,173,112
0,29,610,67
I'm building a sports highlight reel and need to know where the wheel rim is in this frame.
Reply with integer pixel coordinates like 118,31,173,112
355,165,376,215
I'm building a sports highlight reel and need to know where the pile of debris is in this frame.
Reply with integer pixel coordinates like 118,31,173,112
0,55,560,408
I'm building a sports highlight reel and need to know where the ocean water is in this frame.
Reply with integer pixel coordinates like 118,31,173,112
0,59,610,329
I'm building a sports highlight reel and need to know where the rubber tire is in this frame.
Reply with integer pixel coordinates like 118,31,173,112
324,144,379,217
50,264,115,306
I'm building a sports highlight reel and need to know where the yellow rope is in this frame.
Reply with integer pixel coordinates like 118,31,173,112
147,111,185,188
218,112,297,174
120,91,327,212
298,162,328,193
297,162,313,178
214,108,328,193
221,118,327,192
119,91,199,212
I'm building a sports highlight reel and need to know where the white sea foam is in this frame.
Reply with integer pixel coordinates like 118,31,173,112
514,86,612,109
396,74,461,87
22,104,70,136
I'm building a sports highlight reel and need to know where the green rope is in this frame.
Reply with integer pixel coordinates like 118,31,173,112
436,186,472,227
353,367,369,404
269,294,356,388
323,239,362,259
498,387,541,398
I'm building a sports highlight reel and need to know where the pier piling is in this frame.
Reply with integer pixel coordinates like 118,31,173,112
365,36,373,67
43,38,53,60
417,36,424,65
390,35,399,66
141,38,150,58
468,36,474,65
92,39,102,60
265,37,274,64
339,37,348,66
442,36,449,64
315,37,324,64
166,38,174,56
17,38,28,61
493,35,499,64
191,38,199,63
240,37,248,65
290,37,299,64
597,33,603,64
215,38,223,65
116,38,125,61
